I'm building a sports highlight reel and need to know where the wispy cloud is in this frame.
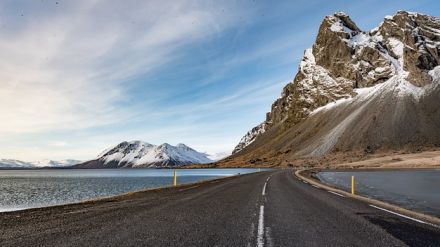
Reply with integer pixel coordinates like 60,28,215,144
0,0,243,135
3,0,437,161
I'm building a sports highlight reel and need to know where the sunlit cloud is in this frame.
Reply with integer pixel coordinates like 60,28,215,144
0,0,242,135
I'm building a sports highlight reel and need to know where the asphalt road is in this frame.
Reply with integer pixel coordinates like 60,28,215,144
0,170,439,246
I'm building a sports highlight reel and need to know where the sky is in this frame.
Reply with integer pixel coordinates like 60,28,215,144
0,0,439,161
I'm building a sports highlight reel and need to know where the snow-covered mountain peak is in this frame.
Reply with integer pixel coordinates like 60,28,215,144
323,12,361,37
176,143,191,149
78,141,214,168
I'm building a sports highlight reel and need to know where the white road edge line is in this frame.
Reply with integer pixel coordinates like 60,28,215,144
302,181,308,184
327,191,345,197
179,185,200,192
262,182,267,196
369,204,435,227
257,205,265,247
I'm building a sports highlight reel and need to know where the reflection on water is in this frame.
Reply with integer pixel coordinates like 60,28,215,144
0,168,263,212
317,170,440,216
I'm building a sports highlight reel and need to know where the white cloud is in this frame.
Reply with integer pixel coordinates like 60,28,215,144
0,1,294,161
0,0,242,136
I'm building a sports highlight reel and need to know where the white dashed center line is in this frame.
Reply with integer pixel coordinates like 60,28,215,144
257,176,271,246
262,176,271,196
257,205,265,247
262,182,267,196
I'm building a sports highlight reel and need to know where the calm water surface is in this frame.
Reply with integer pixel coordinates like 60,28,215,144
317,169,440,216
0,168,263,212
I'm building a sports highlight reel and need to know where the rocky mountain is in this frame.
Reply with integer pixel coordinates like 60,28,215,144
227,11,440,167
233,122,267,154
0,159,81,168
75,141,213,168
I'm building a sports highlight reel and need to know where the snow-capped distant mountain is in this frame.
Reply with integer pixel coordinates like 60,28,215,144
76,141,214,168
30,159,81,167
0,159,81,168
207,152,231,161
0,159,34,168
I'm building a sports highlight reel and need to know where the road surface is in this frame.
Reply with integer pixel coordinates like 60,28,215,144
0,170,439,246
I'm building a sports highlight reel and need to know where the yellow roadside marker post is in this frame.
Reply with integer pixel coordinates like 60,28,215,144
173,170,177,187
351,176,355,195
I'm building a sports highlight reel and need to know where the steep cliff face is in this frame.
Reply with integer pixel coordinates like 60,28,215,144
377,12,440,86
230,11,440,164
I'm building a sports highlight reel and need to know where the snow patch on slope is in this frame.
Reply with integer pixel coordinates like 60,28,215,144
429,66,440,80
308,70,439,157
311,80,386,115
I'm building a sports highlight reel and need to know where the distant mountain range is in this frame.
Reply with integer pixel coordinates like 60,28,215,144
207,152,231,161
75,141,219,168
221,11,440,167
1,141,229,169
0,159,81,168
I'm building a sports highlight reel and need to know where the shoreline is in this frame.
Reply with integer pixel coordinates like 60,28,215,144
0,171,261,215
3,149,440,170
0,166,262,170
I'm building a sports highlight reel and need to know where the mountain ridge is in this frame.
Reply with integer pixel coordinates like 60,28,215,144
75,141,214,168
0,159,81,168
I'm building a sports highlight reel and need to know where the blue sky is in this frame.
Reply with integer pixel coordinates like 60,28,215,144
1,0,439,161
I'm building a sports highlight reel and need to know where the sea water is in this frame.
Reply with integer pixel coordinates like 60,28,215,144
317,169,440,216
0,168,262,212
